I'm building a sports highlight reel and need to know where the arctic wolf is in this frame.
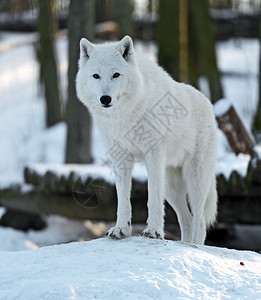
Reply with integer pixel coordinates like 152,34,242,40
76,36,218,245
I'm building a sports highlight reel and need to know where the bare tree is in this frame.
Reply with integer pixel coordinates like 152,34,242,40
65,0,94,163
112,0,133,38
158,0,180,80
38,0,61,127
157,0,223,102
252,9,261,137
189,0,223,103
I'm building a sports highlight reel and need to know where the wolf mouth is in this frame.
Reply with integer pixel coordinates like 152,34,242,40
102,104,112,108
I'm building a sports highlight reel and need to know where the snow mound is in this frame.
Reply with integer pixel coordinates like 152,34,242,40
0,237,260,299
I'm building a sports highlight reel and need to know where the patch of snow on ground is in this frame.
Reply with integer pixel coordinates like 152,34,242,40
26,216,107,246
0,237,260,299
0,215,108,251
0,227,38,251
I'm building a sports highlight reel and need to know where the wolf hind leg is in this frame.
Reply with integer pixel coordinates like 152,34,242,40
184,162,214,245
204,177,218,228
165,167,193,243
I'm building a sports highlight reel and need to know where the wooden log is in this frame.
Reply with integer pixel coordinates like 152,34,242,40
24,166,42,187
228,170,244,195
43,171,57,192
20,163,261,224
68,171,77,191
73,175,113,209
58,175,69,194
247,156,261,185
0,186,260,224
217,195,261,224
0,188,116,221
216,173,228,196
214,99,255,155
252,159,261,185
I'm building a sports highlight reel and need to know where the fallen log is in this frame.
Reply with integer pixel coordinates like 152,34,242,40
1,163,260,224
214,98,255,155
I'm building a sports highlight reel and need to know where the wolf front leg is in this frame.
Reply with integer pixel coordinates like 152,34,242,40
142,146,165,239
106,157,134,239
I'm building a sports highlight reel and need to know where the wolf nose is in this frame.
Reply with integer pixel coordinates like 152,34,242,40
100,95,112,107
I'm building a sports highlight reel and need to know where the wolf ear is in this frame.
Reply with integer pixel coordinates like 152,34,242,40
117,35,134,63
79,38,94,63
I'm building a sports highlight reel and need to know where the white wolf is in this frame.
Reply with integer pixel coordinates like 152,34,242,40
76,36,218,245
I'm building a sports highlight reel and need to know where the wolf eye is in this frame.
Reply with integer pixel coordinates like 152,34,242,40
93,74,100,79
113,72,120,78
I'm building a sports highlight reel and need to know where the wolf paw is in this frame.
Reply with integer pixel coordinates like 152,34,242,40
141,228,164,239
106,226,131,239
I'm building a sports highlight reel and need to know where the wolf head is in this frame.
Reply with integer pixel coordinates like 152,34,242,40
76,36,143,119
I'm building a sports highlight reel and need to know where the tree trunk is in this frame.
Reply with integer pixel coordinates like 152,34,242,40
189,0,223,103
112,0,133,38
65,0,94,163
38,0,61,127
179,0,189,83
252,8,261,136
158,0,180,81
158,0,223,100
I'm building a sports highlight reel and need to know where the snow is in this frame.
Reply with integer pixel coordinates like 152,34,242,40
216,38,259,76
0,237,260,299
27,162,116,184
217,38,259,131
255,144,261,159
0,227,38,251
216,152,250,179
0,215,108,251
0,34,67,188
213,98,232,117
27,161,149,185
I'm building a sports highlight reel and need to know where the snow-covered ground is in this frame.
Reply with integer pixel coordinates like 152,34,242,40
0,237,260,299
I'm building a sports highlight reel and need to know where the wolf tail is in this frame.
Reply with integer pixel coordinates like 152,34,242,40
204,178,218,228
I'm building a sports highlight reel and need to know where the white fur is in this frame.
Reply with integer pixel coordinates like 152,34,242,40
76,36,218,245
